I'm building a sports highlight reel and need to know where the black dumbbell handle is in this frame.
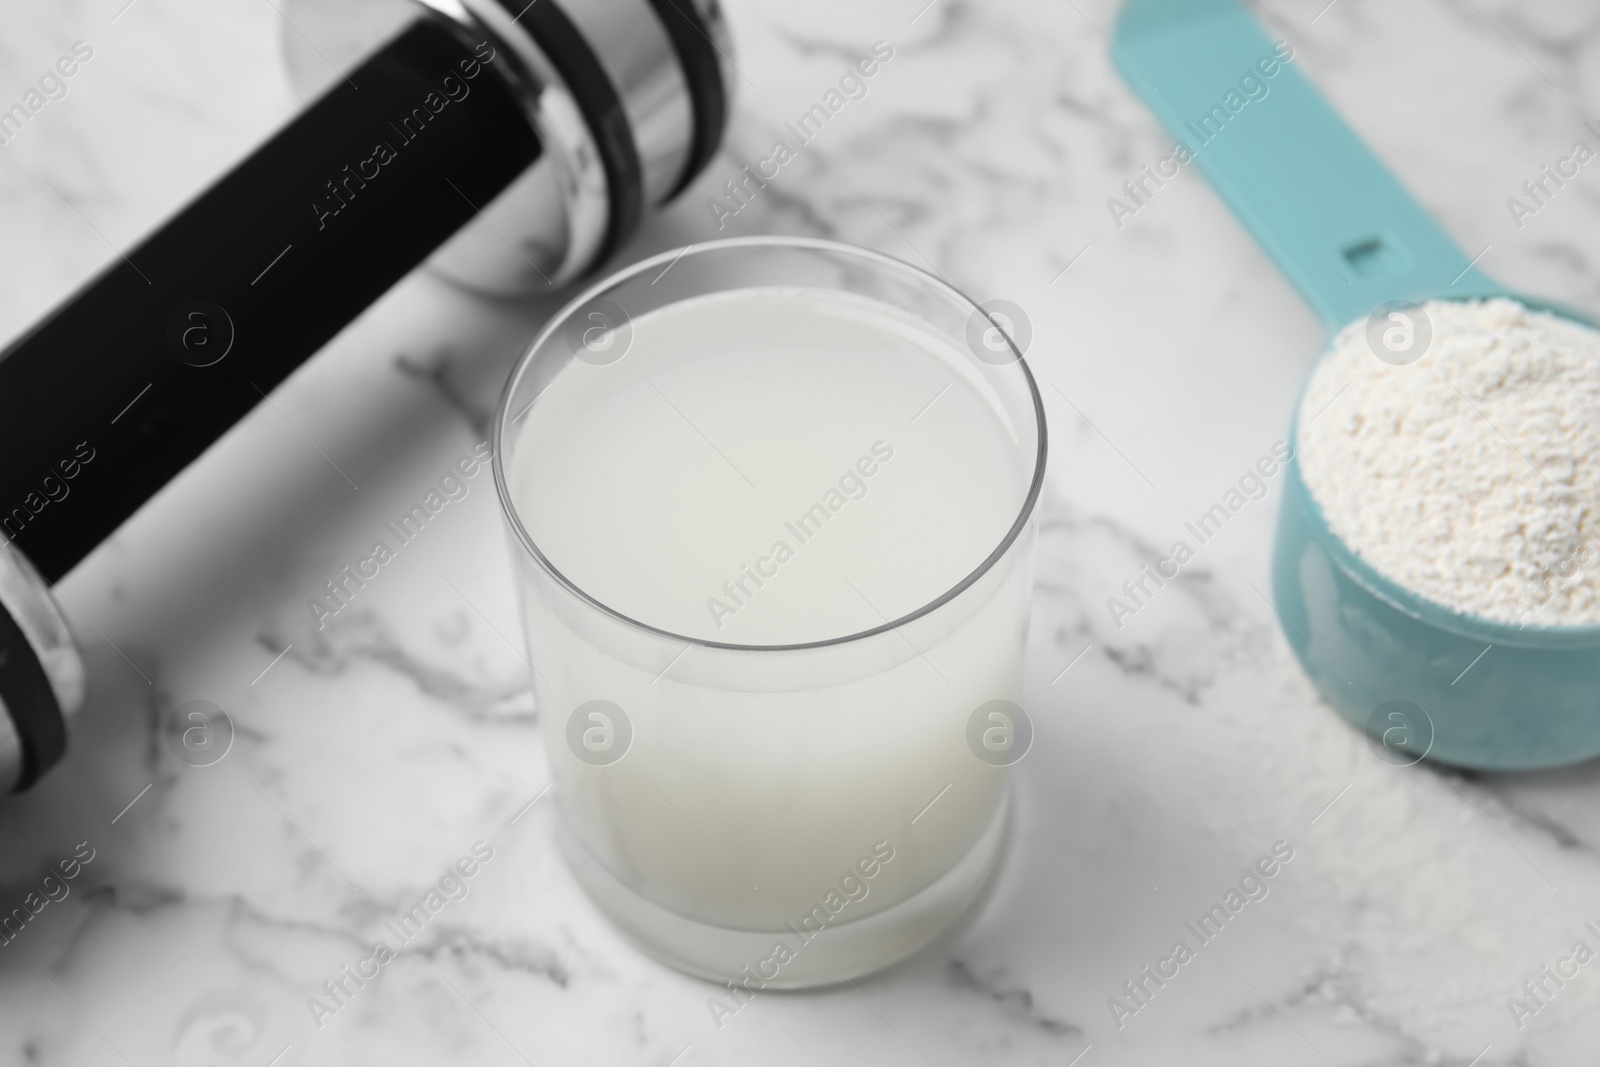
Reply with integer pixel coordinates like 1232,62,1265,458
0,15,540,583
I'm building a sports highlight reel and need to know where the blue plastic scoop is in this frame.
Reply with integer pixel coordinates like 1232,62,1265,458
1112,0,1600,769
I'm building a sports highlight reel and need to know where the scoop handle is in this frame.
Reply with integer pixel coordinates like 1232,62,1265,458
1110,0,1507,332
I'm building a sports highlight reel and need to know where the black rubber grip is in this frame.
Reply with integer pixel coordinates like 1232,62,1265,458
0,16,542,583
0,600,65,791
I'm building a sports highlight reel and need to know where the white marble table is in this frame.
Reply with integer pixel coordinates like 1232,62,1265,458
3,0,1600,1063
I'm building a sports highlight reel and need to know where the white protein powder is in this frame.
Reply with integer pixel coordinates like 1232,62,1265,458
1297,297,1600,626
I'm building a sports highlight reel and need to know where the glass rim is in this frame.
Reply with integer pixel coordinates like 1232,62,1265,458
491,235,1049,653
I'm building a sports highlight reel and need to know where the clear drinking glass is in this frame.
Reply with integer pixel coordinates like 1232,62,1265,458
493,237,1046,987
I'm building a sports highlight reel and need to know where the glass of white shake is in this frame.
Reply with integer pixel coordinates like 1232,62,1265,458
493,237,1046,987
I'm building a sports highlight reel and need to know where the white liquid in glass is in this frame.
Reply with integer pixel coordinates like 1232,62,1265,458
508,286,1033,943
